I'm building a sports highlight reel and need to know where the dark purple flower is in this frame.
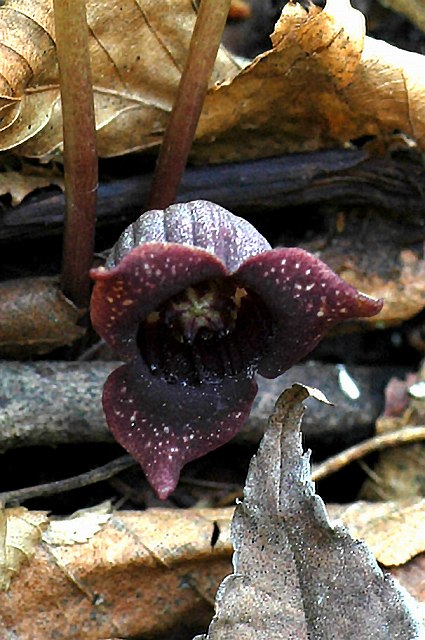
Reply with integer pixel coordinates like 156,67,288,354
90,200,383,499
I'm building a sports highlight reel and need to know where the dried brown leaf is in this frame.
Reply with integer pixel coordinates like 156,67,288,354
298,203,425,327
0,277,84,357
391,554,425,605
194,0,425,162
43,502,112,546
197,385,423,639
4,0,424,165
0,164,64,205
1,495,423,637
0,506,233,639
330,499,425,567
0,0,239,159
335,250,425,326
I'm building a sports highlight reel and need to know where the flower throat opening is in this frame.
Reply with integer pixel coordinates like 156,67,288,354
137,278,272,386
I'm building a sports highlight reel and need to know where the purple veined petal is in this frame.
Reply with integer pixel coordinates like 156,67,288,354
106,200,271,272
90,243,228,359
103,363,258,500
235,247,384,378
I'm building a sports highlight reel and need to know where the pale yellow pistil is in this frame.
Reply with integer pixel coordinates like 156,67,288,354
170,287,226,343
146,282,248,344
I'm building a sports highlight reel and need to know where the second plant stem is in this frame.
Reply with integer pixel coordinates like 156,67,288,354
146,0,232,211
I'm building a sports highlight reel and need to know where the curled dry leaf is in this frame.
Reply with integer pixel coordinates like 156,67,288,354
197,385,423,639
194,0,425,162
0,277,84,357
0,506,233,639
2,0,425,163
0,0,239,159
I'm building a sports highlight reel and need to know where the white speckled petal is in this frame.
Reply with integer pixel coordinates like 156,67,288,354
91,243,228,359
235,247,383,378
103,363,258,499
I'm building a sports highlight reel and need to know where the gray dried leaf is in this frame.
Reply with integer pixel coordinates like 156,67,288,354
196,385,424,640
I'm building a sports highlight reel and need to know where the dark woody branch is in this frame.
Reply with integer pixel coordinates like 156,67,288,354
1,148,424,242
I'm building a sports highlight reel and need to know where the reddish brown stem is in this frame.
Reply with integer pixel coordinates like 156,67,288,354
54,0,98,309
146,0,232,211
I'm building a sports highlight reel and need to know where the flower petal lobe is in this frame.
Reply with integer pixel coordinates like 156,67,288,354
103,364,258,499
91,243,228,358
236,247,383,378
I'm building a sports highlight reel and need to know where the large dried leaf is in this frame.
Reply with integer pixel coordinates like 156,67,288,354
0,277,84,357
197,385,423,639
194,0,425,162
0,505,233,639
2,0,425,163
0,0,239,159
1,497,424,637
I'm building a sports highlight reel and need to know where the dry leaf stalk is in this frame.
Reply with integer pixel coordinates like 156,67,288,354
312,426,425,483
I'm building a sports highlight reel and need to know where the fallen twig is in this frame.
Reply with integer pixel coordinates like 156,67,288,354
0,360,401,453
312,426,425,482
0,455,135,505
3,426,425,504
